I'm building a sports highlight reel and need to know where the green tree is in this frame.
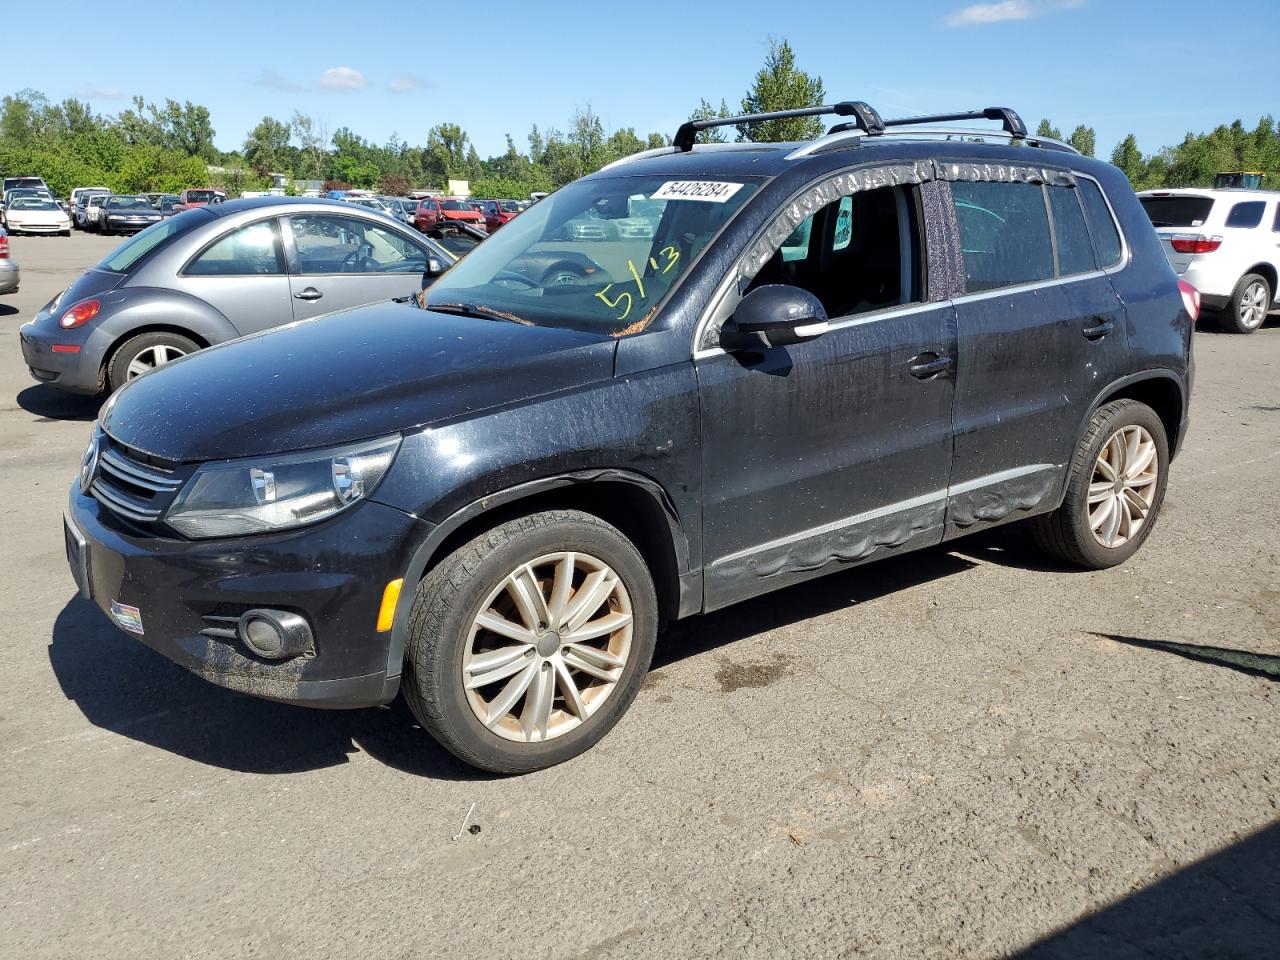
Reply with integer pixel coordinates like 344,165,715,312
688,98,734,144
1036,119,1063,141
243,116,291,174
1067,124,1096,158
1110,134,1145,184
737,39,825,142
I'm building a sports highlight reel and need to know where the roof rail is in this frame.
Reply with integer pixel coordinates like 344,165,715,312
673,100,884,152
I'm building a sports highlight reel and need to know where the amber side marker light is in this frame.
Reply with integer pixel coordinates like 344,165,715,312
377,578,404,633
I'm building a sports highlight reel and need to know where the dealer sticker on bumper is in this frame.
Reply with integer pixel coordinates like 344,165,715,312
109,600,145,635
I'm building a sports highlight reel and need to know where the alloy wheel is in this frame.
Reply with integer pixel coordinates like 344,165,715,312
1088,424,1159,548
1239,280,1268,330
126,344,187,379
463,551,633,743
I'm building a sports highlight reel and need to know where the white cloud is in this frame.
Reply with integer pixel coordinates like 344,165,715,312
388,73,427,93
255,69,301,92
256,69,303,92
74,87,123,100
946,0,1083,27
319,66,366,90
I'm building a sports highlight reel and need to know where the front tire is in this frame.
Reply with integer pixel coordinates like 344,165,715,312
1032,399,1169,569
107,331,199,392
402,510,658,774
1220,273,1271,334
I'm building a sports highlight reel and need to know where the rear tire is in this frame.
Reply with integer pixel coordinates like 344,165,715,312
402,510,658,774
1220,273,1271,334
107,331,199,392
1032,399,1169,569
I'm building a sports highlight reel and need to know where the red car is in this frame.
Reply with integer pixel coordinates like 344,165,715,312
172,188,225,213
415,197,485,232
482,199,522,233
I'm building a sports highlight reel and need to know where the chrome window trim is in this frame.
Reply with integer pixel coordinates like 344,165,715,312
1074,171,1130,273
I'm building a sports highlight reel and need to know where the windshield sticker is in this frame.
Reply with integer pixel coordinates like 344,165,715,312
652,181,744,203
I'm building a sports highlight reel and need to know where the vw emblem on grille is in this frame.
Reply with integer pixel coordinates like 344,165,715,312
79,434,100,494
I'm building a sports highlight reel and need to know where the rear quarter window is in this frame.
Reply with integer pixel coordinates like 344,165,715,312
1225,201,1265,229
1047,187,1097,276
1078,180,1123,268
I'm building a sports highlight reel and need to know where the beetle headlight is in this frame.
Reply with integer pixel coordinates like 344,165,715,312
165,436,400,539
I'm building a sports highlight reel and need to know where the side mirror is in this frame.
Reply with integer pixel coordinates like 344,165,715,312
426,257,447,276
721,284,829,350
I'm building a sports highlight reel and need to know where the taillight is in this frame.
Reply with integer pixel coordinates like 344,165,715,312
1178,279,1200,322
59,299,101,329
1170,234,1222,254
0,234,8,258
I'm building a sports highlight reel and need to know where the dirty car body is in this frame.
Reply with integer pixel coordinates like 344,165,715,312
64,105,1194,770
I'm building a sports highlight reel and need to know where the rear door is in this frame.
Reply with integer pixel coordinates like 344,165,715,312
283,213,431,320
946,174,1129,534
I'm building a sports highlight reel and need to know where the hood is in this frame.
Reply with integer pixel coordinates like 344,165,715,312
102,300,617,462
443,210,483,220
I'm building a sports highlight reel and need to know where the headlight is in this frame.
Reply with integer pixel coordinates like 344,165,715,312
164,436,400,539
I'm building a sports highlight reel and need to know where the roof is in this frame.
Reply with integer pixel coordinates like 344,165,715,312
588,136,1101,184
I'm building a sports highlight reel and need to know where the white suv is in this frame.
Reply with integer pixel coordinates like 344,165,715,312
1139,188,1279,333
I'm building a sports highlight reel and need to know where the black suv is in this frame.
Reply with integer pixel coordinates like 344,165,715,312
65,103,1195,773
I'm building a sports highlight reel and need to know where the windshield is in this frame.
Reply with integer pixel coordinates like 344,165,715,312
185,190,218,203
12,198,58,210
1140,195,1215,228
426,174,760,334
441,200,472,212
98,209,211,273
107,197,154,209
499,200,519,212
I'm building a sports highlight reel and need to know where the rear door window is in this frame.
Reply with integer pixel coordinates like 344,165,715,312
1225,201,1265,229
1047,187,1097,276
952,181,1054,293
1078,180,1124,268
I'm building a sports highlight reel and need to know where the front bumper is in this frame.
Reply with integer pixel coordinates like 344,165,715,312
65,484,430,708
8,221,69,234
0,259,18,294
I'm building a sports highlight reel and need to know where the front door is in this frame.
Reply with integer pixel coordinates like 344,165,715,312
177,217,295,336
284,213,430,320
697,180,956,610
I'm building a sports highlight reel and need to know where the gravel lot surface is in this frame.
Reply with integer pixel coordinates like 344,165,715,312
2,232,1278,959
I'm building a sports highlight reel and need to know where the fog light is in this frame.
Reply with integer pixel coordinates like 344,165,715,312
237,609,312,660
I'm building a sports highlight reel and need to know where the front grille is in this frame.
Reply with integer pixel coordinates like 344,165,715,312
90,442,185,525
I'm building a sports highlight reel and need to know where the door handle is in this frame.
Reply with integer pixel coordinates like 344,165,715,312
1082,318,1114,340
293,287,323,302
908,352,953,379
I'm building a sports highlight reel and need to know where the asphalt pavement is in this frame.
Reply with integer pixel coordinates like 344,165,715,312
2,231,1278,959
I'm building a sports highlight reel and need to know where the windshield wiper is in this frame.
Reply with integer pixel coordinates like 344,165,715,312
426,302,531,325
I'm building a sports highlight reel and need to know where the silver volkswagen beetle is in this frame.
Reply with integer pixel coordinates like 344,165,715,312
20,197,455,394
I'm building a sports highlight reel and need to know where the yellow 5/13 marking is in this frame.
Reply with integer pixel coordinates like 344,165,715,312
625,260,647,299
594,283,633,321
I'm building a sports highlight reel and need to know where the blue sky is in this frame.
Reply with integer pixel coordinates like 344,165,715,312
10,0,1278,160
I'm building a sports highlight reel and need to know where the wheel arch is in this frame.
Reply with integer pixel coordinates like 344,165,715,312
382,470,698,682
1056,370,1186,508
1240,263,1277,300
99,323,212,384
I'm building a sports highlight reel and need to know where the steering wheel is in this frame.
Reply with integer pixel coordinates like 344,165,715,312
341,242,375,273
493,270,538,290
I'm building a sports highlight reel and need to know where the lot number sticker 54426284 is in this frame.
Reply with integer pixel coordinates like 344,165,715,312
651,181,744,203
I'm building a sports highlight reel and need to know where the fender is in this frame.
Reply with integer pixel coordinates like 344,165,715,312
92,286,241,350
380,468,697,685
1053,367,1187,506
